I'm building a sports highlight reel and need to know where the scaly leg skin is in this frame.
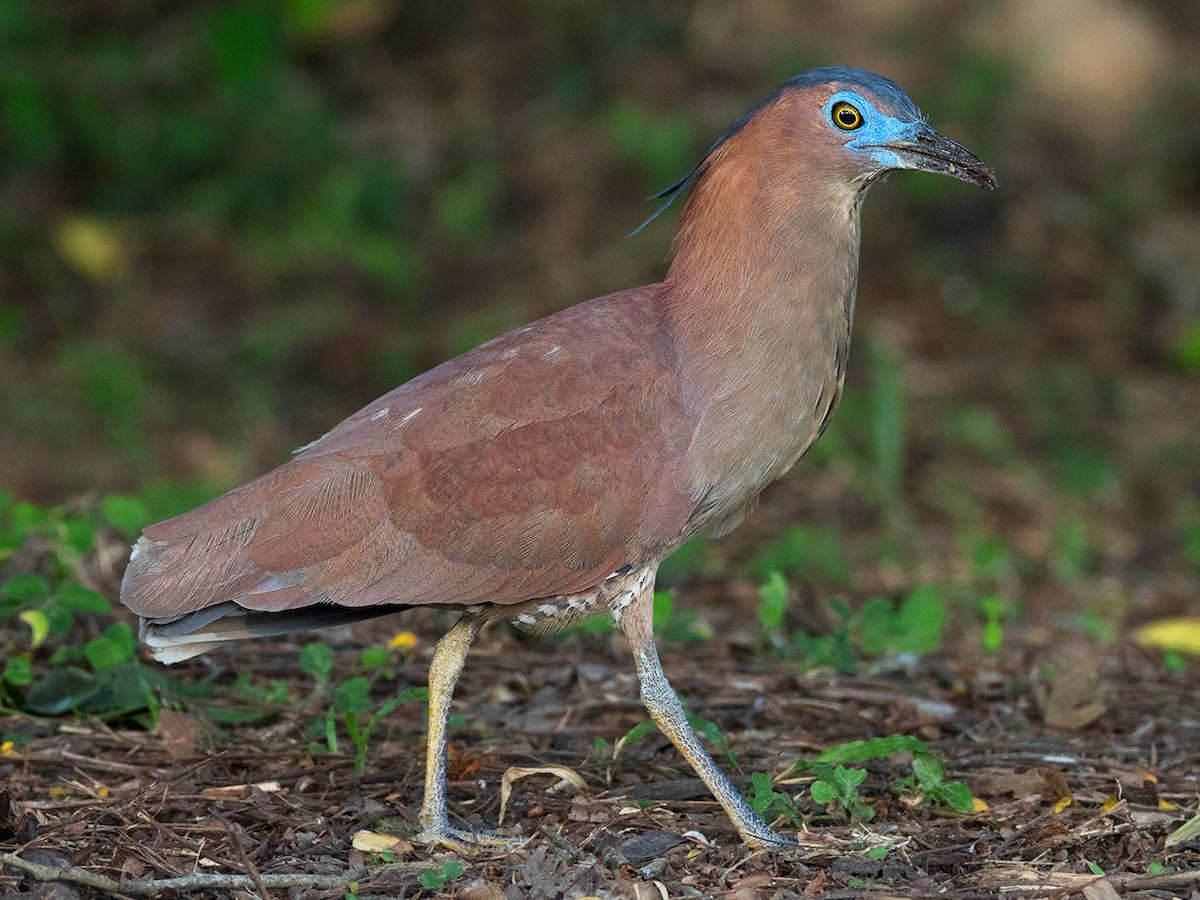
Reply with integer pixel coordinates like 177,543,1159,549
618,572,793,849
413,615,523,853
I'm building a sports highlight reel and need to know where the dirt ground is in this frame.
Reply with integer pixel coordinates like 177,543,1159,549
2,588,1198,899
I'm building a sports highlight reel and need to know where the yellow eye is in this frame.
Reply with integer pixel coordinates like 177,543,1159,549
832,101,863,131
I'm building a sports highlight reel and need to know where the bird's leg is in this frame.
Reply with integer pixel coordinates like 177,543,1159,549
414,614,522,853
618,576,792,849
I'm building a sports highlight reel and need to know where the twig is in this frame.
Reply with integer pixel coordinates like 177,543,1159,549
217,815,270,900
0,852,367,897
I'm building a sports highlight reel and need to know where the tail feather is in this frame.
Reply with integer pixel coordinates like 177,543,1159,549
139,600,410,664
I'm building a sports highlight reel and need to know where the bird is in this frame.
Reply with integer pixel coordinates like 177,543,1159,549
120,66,995,852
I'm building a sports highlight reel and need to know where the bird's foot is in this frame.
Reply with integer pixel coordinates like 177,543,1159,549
742,827,796,851
735,816,798,851
414,821,526,854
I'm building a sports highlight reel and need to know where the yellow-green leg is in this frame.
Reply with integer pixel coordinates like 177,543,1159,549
618,573,792,849
414,615,521,853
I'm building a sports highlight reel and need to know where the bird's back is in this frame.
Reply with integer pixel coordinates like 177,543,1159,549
121,286,700,626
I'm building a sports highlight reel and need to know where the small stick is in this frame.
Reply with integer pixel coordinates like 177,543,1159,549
0,851,367,897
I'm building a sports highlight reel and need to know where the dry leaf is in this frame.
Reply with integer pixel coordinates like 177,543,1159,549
1133,617,1200,654
351,830,408,853
498,765,586,824
200,781,281,800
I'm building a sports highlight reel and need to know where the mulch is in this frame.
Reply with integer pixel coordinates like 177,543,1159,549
2,605,1197,899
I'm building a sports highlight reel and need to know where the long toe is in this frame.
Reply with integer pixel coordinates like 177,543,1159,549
742,826,797,851
414,823,527,854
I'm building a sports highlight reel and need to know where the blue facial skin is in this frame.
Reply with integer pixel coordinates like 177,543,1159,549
821,88,996,189
822,90,923,172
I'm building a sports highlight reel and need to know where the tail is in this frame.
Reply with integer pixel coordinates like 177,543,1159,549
138,600,410,664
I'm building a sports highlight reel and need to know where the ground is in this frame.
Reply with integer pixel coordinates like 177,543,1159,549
2,581,1198,898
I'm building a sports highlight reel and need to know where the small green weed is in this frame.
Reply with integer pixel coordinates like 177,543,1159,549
747,525,851,586
979,594,1017,653
856,586,946,656
652,589,710,642
419,860,464,890
746,771,802,827
760,573,946,670
300,639,428,772
810,764,873,821
796,734,974,822
0,496,159,724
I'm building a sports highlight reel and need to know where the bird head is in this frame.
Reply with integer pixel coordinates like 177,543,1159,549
800,67,997,190
639,66,995,234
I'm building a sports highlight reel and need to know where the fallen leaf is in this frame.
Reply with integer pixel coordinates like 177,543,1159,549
1133,617,1200,654
498,765,586,824
1082,879,1122,900
53,214,130,283
200,781,281,800
351,830,408,854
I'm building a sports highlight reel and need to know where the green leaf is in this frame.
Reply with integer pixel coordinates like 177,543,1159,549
810,779,834,805
3,656,32,686
102,495,148,536
18,609,50,648
936,780,976,811
85,636,131,671
359,646,388,669
299,641,334,682
618,719,660,751
25,666,102,714
757,571,789,632
804,734,928,768
56,584,111,614
833,765,867,790
63,519,96,555
911,751,945,787
747,771,777,817
332,676,371,714
866,845,888,860
3,573,49,602
1165,812,1200,848
897,586,946,654
418,871,445,890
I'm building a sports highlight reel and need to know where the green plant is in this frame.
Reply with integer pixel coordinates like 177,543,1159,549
757,571,789,635
652,589,710,643
419,860,464,890
616,711,733,768
810,763,873,821
747,525,851,586
746,771,802,827
300,640,429,772
796,734,974,822
856,586,946,656
766,576,946,670
979,594,1016,653
893,748,974,812
0,497,159,724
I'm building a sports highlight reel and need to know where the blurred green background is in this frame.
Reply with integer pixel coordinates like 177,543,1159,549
1,0,1198,632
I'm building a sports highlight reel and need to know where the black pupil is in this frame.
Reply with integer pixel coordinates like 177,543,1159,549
838,106,858,126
